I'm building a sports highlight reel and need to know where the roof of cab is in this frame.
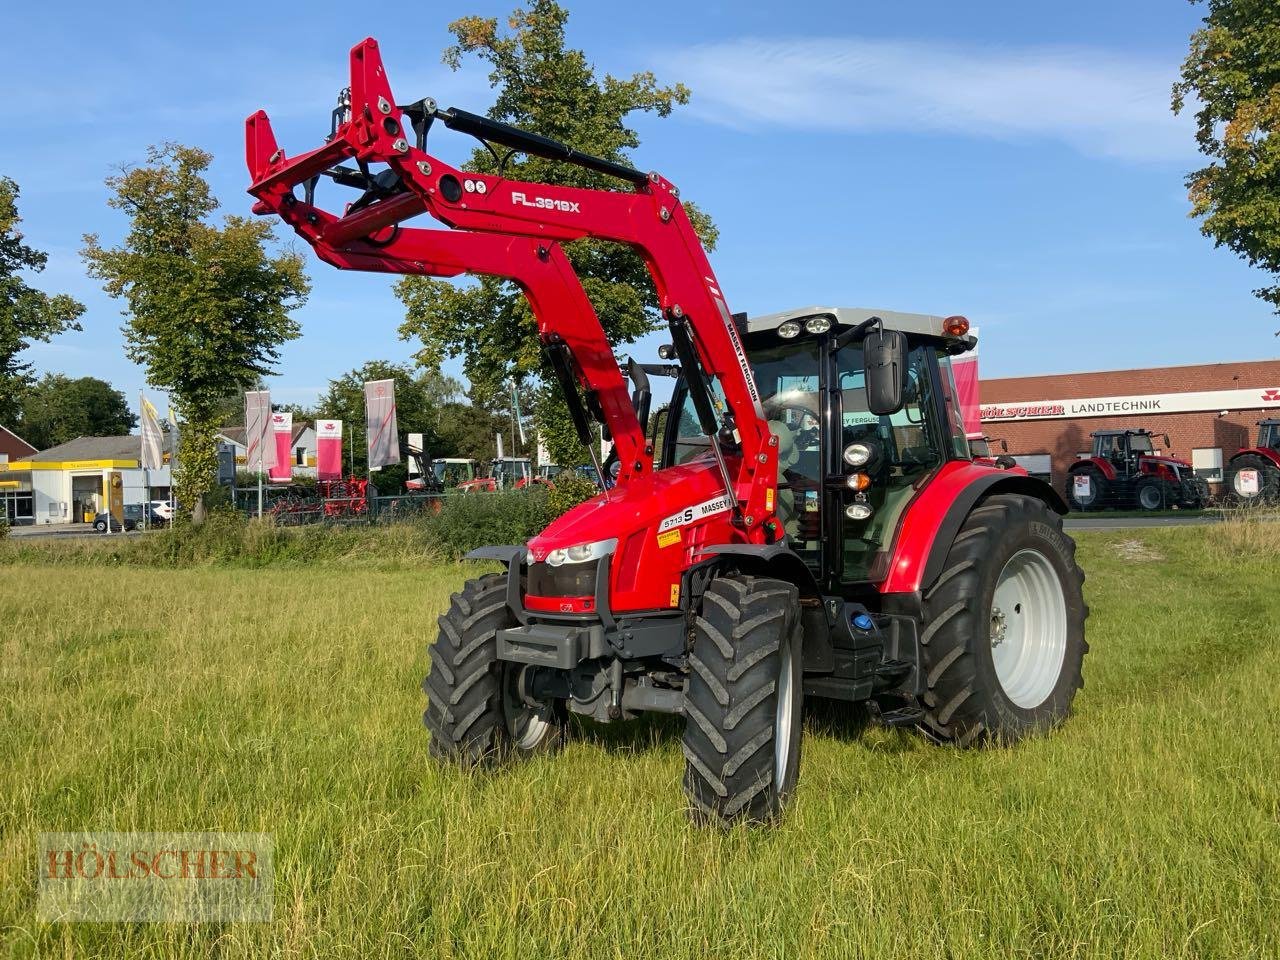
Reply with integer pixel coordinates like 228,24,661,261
745,305,963,341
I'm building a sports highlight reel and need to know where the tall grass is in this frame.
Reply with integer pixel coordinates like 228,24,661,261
1,526,1277,958
1204,505,1280,562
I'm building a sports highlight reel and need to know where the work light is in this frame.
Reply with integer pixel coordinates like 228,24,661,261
777,321,801,339
804,316,832,334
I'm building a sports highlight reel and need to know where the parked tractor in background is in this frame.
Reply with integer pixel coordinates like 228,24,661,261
1065,429,1208,512
247,38,1089,825
458,457,543,492
970,436,1016,469
1224,418,1280,505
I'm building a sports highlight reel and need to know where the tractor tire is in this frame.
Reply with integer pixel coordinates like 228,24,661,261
917,494,1087,746
1226,454,1280,506
423,573,565,766
1135,477,1167,511
682,575,803,825
1065,465,1106,511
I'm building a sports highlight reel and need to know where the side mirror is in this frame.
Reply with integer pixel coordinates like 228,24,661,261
1163,434,1171,448
1000,439,1009,452
864,328,909,416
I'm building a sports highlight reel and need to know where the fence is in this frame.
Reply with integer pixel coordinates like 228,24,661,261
233,486,445,525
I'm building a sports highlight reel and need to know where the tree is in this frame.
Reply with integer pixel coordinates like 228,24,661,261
396,0,717,466
1174,0,1280,324
315,360,463,478
0,177,85,424
17,374,137,450
82,144,309,522
436,400,509,462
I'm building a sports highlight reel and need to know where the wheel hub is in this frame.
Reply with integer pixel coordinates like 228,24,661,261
989,548,1069,709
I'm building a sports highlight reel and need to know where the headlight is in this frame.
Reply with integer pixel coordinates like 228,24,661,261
843,442,872,467
845,502,873,520
804,316,832,334
545,538,617,566
777,320,801,339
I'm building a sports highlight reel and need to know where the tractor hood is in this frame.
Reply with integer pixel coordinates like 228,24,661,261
1144,454,1192,469
527,456,734,561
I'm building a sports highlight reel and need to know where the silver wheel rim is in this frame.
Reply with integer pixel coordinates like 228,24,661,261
774,639,796,778
990,548,1068,709
502,665,552,751
1139,485,1161,509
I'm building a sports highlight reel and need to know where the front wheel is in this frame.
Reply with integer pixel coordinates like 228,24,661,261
423,573,565,765
682,575,803,825
917,494,1088,745
1135,477,1166,511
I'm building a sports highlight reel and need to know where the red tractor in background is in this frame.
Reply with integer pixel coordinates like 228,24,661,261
1065,429,1208,512
1224,419,1280,505
246,39,1088,824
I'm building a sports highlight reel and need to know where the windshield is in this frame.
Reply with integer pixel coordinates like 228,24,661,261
1129,435,1154,453
432,461,473,485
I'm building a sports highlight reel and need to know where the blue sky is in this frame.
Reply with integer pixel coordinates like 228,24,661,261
3,0,1275,415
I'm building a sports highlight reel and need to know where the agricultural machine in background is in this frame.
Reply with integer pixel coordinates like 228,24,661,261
247,38,1088,824
1065,428,1208,512
1224,418,1280,504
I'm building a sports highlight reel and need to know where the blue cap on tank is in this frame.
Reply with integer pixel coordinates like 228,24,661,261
852,613,874,631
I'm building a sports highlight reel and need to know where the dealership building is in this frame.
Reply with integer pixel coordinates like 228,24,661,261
979,358,1280,492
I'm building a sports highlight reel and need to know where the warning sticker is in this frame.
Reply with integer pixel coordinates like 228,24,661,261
657,529,682,549
765,487,775,511
658,494,734,532
669,583,681,607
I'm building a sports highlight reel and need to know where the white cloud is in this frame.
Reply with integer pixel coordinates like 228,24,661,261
670,36,1193,163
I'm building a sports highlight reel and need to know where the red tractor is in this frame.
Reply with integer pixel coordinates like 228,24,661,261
1224,419,1280,505
1065,429,1208,512
246,39,1088,824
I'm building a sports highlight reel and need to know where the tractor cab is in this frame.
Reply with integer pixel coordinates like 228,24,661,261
1091,429,1161,475
665,307,980,585
1258,419,1280,449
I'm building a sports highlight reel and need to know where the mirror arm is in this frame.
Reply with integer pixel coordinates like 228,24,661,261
831,316,882,353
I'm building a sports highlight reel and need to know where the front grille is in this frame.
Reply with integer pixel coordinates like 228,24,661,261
527,560,599,597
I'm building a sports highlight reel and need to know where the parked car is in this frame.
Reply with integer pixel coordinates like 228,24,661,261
93,511,138,533
150,500,176,521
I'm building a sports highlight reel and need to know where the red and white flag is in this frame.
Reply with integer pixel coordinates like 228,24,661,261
364,380,400,470
316,420,343,480
243,390,276,472
269,412,293,482
951,325,982,439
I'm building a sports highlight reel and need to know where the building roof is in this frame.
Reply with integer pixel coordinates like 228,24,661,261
22,434,172,462
0,425,37,460
219,421,313,447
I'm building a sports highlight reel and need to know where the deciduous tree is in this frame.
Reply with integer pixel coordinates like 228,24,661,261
82,144,309,522
396,0,716,466
0,177,84,423
18,374,137,450
1174,0,1280,325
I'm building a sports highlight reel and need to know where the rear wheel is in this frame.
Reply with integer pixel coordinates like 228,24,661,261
682,575,803,825
1065,465,1106,511
423,573,565,765
1226,454,1280,506
917,494,1087,745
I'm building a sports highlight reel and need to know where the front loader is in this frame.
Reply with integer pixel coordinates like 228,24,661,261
247,38,1088,824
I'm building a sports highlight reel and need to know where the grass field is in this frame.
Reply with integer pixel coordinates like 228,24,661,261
2,525,1278,958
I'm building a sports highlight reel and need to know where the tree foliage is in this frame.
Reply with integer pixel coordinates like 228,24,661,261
396,0,716,466
1174,0,1280,320
0,177,85,424
82,144,309,520
17,374,137,450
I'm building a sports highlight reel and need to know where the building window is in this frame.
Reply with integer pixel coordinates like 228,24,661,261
1192,447,1223,482
1076,451,1090,460
295,446,305,466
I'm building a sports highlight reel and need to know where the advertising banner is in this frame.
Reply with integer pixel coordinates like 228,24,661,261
140,395,164,471
951,325,981,439
269,412,293,483
364,380,400,470
316,420,343,480
243,390,276,472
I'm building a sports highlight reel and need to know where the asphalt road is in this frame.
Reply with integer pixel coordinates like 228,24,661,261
1062,514,1220,532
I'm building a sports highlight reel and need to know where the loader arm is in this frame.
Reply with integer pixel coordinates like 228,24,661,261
245,37,776,538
